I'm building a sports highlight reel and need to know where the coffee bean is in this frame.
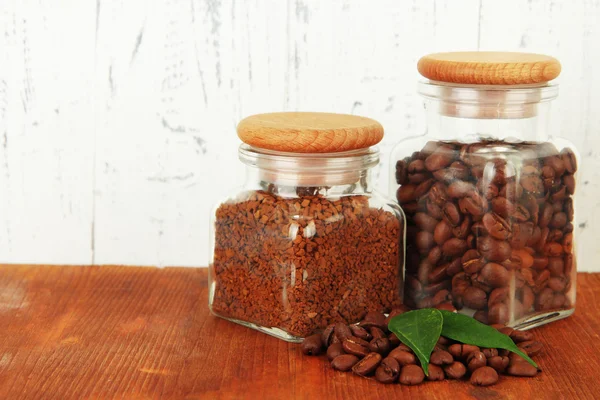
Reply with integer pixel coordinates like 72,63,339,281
488,356,510,373
327,342,345,361
507,360,538,377
360,311,387,331
388,347,417,366
473,310,489,324
561,148,578,173
444,361,467,379
350,325,372,341
442,238,468,258
434,220,453,245
509,329,533,343
482,213,511,240
301,334,324,356
416,231,435,254
426,364,445,381
470,366,499,386
369,338,391,355
322,324,335,346
395,160,408,185
375,357,400,383
388,332,401,347
478,236,512,262
425,145,455,171
352,352,382,376
331,354,360,371
463,287,487,310
448,344,480,359
517,340,543,357
342,338,369,358
488,302,509,325
481,348,499,359
467,351,487,372
369,326,386,340
442,202,462,227
334,323,352,342
448,181,476,198
415,212,439,232
430,350,453,366
399,364,425,385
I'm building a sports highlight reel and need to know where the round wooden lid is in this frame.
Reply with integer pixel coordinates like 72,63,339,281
417,52,561,85
237,112,384,153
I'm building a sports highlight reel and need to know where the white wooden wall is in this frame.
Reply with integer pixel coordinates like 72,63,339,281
0,0,599,270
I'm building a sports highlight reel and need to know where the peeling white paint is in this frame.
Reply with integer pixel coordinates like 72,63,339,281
0,0,598,271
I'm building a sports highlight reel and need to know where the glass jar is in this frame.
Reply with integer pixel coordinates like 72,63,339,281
210,112,405,342
391,52,578,329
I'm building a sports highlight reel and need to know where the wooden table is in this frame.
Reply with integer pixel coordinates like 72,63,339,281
0,266,598,399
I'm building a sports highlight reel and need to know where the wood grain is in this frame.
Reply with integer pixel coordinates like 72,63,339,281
0,266,598,399
418,52,561,85
236,112,383,153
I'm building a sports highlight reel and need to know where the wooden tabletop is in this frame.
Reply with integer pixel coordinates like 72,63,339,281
0,266,598,400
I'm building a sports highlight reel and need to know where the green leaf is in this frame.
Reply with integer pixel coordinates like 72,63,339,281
388,309,443,376
439,310,537,368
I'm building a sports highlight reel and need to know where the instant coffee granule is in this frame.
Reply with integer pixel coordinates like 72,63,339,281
211,189,402,337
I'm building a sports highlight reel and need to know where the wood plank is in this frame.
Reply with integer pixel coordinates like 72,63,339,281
0,266,598,399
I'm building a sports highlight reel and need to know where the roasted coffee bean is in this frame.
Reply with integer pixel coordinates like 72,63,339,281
331,354,359,371
395,160,408,185
301,334,324,356
478,263,510,288
342,338,370,358
369,338,391,355
399,364,425,385
548,276,567,292
388,347,417,366
334,323,353,342
352,352,382,376
488,302,509,325
481,348,498,359
322,324,335,346
425,145,455,171
482,213,511,240
442,202,462,227
548,257,564,276
444,361,467,379
427,364,445,381
488,356,510,373
448,181,476,198
375,357,401,384
507,360,538,377
467,351,487,372
369,326,386,340
360,311,387,331
473,310,489,324
463,287,488,310
509,329,534,343
415,212,439,232
517,340,543,357
327,342,345,361
416,231,435,254
350,325,372,342
462,250,486,274
434,220,453,245
470,366,499,386
448,344,480,359
478,236,512,262
430,350,453,366
388,332,401,347
346,336,370,347
443,238,469,257
561,148,578,173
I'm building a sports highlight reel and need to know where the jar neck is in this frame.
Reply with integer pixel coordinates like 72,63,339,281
238,145,379,194
420,81,558,143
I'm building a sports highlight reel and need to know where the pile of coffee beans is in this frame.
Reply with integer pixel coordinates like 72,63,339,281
211,190,403,337
301,309,542,386
395,140,576,324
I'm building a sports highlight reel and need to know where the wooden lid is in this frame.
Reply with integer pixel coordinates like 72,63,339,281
418,52,561,85
237,112,384,153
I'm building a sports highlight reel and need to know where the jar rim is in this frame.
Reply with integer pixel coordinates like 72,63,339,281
238,144,380,172
418,80,559,104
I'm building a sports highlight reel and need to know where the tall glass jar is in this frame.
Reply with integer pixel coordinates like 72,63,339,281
210,112,405,342
391,52,578,329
